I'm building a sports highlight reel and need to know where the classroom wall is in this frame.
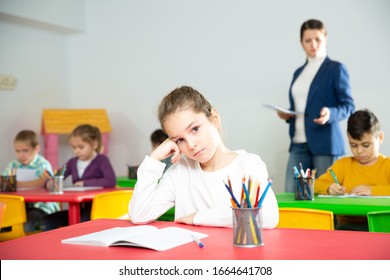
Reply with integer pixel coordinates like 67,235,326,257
1,0,390,193
0,0,85,173
0,0,85,32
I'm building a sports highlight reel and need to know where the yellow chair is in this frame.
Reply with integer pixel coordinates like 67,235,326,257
0,194,27,241
277,207,334,230
367,210,390,233
90,190,133,220
0,202,6,228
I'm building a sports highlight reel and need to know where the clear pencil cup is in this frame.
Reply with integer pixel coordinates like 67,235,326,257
1,175,17,192
47,175,64,194
232,207,264,247
294,177,314,200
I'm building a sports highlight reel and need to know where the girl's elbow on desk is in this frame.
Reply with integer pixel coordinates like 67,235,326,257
128,207,158,224
129,214,155,225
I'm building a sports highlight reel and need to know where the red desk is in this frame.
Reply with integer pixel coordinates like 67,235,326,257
0,219,389,260
2,188,120,225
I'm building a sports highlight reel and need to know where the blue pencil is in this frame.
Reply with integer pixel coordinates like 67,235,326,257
304,179,312,199
293,166,304,198
258,179,273,207
293,166,300,177
242,178,253,208
223,181,241,208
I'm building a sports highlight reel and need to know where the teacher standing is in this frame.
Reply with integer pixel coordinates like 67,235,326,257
278,19,355,192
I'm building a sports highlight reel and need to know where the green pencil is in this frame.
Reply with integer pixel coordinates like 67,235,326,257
329,169,342,189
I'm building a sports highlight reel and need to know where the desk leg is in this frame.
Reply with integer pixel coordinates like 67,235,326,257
68,203,81,225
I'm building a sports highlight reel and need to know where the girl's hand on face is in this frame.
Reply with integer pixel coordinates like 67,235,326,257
313,107,330,125
150,138,181,163
350,185,371,196
327,183,346,195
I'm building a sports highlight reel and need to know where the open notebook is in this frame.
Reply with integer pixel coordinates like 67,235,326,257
61,225,208,251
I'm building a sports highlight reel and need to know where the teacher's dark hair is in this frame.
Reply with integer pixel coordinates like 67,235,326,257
300,19,327,41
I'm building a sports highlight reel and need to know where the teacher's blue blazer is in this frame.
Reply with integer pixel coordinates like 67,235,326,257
288,56,355,156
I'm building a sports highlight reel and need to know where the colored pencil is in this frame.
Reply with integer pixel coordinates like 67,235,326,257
258,178,272,207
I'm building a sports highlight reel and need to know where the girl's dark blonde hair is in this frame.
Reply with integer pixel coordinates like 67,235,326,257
158,86,213,129
70,124,102,153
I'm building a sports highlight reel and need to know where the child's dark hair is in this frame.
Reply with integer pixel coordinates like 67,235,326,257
347,109,381,140
300,19,327,41
14,130,39,148
158,86,213,129
151,129,168,145
71,124,103,153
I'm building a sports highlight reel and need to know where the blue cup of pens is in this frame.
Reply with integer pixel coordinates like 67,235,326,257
232,207,264,247
294,177,314,200
225,176,272,247
293,164,315,201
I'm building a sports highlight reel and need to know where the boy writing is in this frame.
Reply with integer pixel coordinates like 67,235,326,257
315,109,390,230
2,130,59,231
